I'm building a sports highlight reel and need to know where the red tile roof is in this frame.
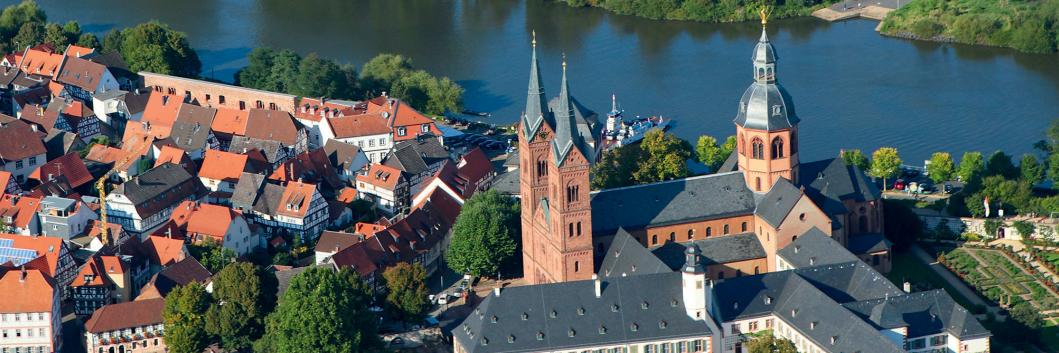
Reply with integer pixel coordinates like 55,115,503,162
84,298,164,333
326,112,390,138
54,56,107,91
198,149,248,182
141,92,182,129
0,233,63,280
0,268,55,314
142,235,186,267
356,163,403,190
294,98,355,122
63,45,95,58
365,96,440,141
0,119,47,161
29,152,93,189
268,148,342,189
275,181,317,218
211,107,249,136
70,256,110,288
169,201,241,243
246,109,299,144
18,47,64,77
328,242,379,277
0,195,43,229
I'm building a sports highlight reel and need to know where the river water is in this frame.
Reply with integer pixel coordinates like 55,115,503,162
12,0,1059,163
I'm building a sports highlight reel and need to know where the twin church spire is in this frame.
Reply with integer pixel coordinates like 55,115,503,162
520,32,591,167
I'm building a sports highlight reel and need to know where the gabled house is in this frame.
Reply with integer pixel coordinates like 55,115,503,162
293,97,357,149
320,112,391,163
0,267,61,353
16,45,64,78
0,233,76,295
322,139,369,182
170,103,219,159
268,148,344,193
52,55,119,103
83,298,167,353
197,149,256,203
104,163,206,236
410,148,496,207
29,152,94,197
365,95,441,143
0,119,47,183
20,98,101,140
210,107,248,151
69,255,128,316
245,108,307,154
383,135,450,187
161,201,258,256
0,194,43,235
153,145,198,176
244,181,329,243
356,163,409,215
91,89,149,133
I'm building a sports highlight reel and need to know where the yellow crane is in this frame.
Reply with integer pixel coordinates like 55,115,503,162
96,154,133,247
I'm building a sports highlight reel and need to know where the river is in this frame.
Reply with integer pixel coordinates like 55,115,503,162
11,0,1059,163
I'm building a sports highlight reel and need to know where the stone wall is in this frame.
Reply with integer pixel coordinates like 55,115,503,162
141,72,298,112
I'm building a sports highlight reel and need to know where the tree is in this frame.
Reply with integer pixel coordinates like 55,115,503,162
958,151,985,184
746,331,797,353
382,263,430,324
206,262,278,352
590,144,640,190
0,0,46,51
883,199,922,251
293,53,350,98
424,76,463,115
189,239,236,273
447,190,520,277
1010,301,1044,330
76,32,99,49
720,135,736,160
633,129,691,183
42,22,65,47
101,28,123,54
841,149,870,170
236,47,276,88
359,53,414,96
10,21,42,51
163,283,213,353
262,267,379,353
1013,220,1035,239
696,135,725,171
870,147,902,191
115,21,200,77
926,152,954,184
985,151,1018,179
1020,154,1044,185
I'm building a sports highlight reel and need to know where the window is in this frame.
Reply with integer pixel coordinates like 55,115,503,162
749,321,759,331
651,235,658,245
723,224,729,235
687,229,694,240
755,177,761,191
705,227,712,237
256,100,264,109
741,222,747,232
15,160,22,169
398,127,408,136
754,266,760,274
167,87,175,95
421,123,430,133
379,137,386,145
219,95,226,104
873,254,881,265
205,94,211,101
239,101,246,110
29,156,36,165
751,138,764,159
574,261,580,272
569,223,574,237
669,232,675,243
771,137,784,158
368,139,375,147
269,102,277,110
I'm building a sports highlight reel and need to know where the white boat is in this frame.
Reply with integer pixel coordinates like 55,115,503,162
601,95,670,150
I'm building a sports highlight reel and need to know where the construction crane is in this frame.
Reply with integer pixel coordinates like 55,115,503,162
96,154,133,247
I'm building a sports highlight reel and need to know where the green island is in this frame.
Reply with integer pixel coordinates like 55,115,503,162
879,0,1059,54
555,0,835,23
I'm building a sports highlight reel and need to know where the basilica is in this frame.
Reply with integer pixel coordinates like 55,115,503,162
454,17,990,353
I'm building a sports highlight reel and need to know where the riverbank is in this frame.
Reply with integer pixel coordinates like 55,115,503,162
878,0,1059,54
553,0,834,23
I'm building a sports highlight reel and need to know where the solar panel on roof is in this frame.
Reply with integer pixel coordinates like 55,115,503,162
0,238,12,247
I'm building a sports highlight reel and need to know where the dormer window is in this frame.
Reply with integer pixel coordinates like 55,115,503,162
536,332,544,341
507,335,515,343
764,296,772,305
641,301,649,310
490,315,497,323
599,325,607,335
397,127,407,136
576,307,585,316
549,310,557,318
658,320,667,329
521,313,528,321
630,323,639,332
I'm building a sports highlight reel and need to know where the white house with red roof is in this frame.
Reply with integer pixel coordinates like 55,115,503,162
52,55,119,103
0,267,61,353
294,97,357,149
0,233,76,296
356,163,409,215
197,149,254,197
245,181,329,243
162,201,258,255
365,95,441,143
0,120,47,184
83,298,167,353
320,112,392,163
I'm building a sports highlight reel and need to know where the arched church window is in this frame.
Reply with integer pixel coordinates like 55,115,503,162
574,261,580,272
751,139,764,159
706,227,712,237
577,222,582,236
669,232,675,243
568,223,574,237
688,229,694,240
741,222,747,232
723,224,730,235
771,137,784,159
790,132,798,154
651,235,658,245
755,177,762,192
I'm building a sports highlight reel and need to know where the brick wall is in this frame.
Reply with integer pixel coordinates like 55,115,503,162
140,72,297,112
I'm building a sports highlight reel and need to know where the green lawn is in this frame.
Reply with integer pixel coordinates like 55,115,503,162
888,251,980,310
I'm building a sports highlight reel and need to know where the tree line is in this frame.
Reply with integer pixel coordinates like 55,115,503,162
557,0,835,23
880,0,1059,54
236,51,463,116
164,259,434,353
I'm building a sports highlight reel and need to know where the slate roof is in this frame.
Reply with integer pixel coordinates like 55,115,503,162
384,136,449,176
170,104,216,151
598,228,673,278
753,177,803,227
0,119,47,162
231,172,266,211
454,272,713,353
847,233,892,255
323,139,367,171
777,228,859,268
798,158,881,217
590,172,755,234
274,265,326,299
147,257,211,297
842,289,991,339
651,233,766,269
794,262,903,303
489,169,520,196
112,163,206,219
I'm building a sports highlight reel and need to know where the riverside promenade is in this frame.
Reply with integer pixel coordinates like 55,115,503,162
812,0,907,22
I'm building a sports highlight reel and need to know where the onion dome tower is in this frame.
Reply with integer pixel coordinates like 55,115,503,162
734,8,800,193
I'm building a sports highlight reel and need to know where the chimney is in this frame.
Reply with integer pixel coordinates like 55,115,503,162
493,287,501,297
903,281,912,293
593,274,601,298
30,124,36,132
19,266,26,282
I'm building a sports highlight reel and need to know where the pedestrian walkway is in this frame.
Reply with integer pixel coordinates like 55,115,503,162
909,244,1003,317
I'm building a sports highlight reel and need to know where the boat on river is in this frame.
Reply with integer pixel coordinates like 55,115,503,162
601,95,669,150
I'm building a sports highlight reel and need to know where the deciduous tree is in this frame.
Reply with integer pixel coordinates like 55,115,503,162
841,149,870,170
163,283,213,353
633,129,690,183
189,239,235,273
206,262,277,352
985,151,1018,179
446,190,520,277
870,147,902,191
696,135,725,171
382,263,430,323
0,1,46,51
115,21,201,77
958,151,985,184
590,144,640,190
262,267,379,353
747,332,797,353
1020,154,1044,185
926,152,954,184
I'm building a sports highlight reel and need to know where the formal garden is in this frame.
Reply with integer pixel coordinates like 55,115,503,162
941,247,1059,312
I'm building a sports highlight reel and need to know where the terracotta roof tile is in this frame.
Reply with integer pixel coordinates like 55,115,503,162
275,181,317,218
246,109,299,145
141,92,183,128
55,56,107,91
0,233,63,279
0,268,55,314
326,112,390,138
169,201,240,243
18,48,63,77
198,149,248,182
63,45,95,58
70,256,110,288
29,152,93,189
0,119,46,161
142,235,186,267
84,298,164,333
211,107,249,136
356,163,403,190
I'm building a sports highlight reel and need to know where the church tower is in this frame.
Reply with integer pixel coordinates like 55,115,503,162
540,57,594,284
734,11,800,193
519,32,558,284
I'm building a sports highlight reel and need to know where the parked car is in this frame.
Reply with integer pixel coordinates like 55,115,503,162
436,293,452,305
919,182,934,193
893,179,906,191
389,337,405,347
943,183,954,194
